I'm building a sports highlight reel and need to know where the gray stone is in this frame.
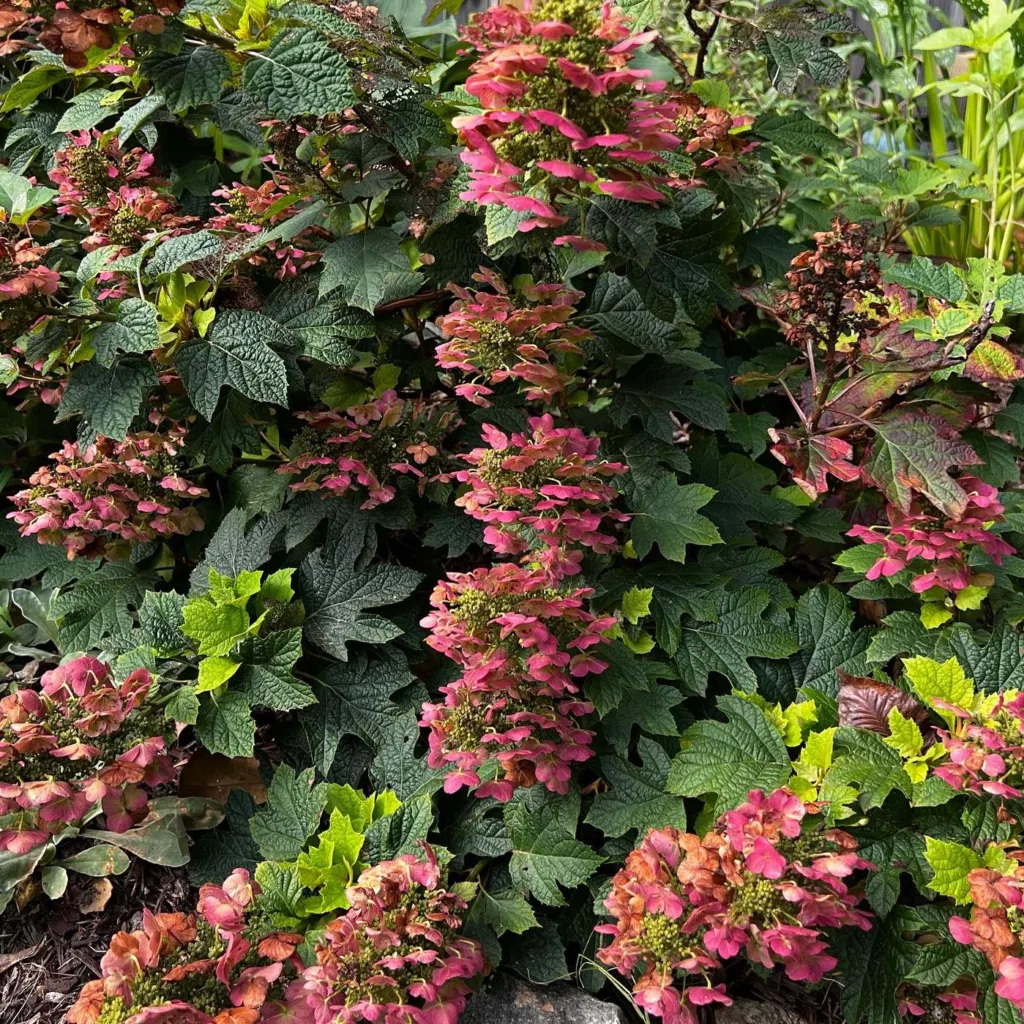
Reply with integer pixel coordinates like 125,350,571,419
715,998,805,1024
462,976,626,1024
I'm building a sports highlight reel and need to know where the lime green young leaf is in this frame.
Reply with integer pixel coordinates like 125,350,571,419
324,784,377,833
254,861,305,926
621,586,654,625
884,707,925,758
208,568,263,607
903,656,975,724
195,655,241,694
261,567,296,604
181,599,251,657
924,837,983,904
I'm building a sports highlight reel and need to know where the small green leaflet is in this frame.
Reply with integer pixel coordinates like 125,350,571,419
89,299,161,367
144,47,230,112
300,546,422,661
506,801,604,907
629,478,722,562
57,358,158,441
674,590,797,694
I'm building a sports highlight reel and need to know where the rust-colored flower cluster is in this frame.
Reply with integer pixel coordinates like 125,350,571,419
950,862,1024,1011
0,657,176,854
50,130,196,262
67,868,303,1024
596,788,874,1024
0,0,182,66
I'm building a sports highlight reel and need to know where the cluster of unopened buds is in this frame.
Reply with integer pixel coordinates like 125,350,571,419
0,0,182,66
847,477,1012,594
8,426,207,559
50,130,196,259
0,657,176,854
950,863,1024,1010
67,867,303,1024
896,984,982,1023
596,788,874,1024
278,390,456,510
929,690,1024,799
455,0,692,248
295,844,487,1024
450,416,629,578
419,563,613,799
208,179,329,279
435,268,591,406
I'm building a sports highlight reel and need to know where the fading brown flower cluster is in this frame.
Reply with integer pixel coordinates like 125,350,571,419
0,0,183,66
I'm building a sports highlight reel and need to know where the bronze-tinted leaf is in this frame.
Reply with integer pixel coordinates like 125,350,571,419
836,669,931,737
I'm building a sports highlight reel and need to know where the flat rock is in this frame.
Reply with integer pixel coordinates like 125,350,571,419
715,998,805,1024
462,976,625,1024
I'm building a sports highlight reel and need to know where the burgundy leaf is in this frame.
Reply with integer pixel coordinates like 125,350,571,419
836,670,931,737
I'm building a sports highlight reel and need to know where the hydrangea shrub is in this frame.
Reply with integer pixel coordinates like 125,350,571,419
5,2,1024,1023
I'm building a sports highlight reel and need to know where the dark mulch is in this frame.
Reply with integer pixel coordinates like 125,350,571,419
0,865,194,1024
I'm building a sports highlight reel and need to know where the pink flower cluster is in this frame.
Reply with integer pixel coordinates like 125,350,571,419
450,414,629,578
897,985,981,1024
278,390,457,510
8,426,207,559
929,691,1024,799
294,845,487,1024
208,179,328,279
454,0,686,246
418,563,614,800
596,788,874,1024
435,268,592,406
950,865,1024,1011
0,657,176,854
50,130,196,256
846,477,1012,594
67,868,304,1024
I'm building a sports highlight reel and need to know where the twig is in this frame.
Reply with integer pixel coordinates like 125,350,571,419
374,289,447,316
652,37,693,86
